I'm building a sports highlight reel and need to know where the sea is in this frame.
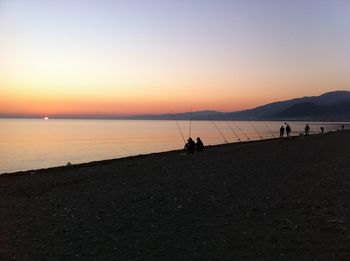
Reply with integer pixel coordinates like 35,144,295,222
0,119,347,174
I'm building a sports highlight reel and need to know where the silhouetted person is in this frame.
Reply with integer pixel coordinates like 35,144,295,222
320,127,324,134
279,126,285,138
305,124,310,135
185,137,195,153
286,124,291,137
196,137,204,151
342,125,344,131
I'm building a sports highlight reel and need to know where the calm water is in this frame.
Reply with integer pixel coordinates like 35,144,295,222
0,119,346,174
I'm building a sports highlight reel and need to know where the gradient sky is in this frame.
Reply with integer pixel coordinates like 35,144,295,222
1,0,350,116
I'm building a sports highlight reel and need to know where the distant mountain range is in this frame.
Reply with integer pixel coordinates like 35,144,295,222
1,90,350,120
129,90,350,120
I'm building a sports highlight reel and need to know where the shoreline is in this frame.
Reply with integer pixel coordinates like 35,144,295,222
1,130,350,260
2,135,285,177
1,120,347,176
2,130,341,177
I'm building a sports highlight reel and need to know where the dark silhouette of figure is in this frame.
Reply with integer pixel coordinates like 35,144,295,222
279,126,285,138
305,124,310,135
342,125,344,131
286,124,291,137
185,137,195,153
196,137,204,151
320,127,324,134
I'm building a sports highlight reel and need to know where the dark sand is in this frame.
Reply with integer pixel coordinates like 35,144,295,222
1,131,350,260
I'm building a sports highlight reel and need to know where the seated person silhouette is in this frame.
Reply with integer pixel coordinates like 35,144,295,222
184,137,195,153
196,137,204,151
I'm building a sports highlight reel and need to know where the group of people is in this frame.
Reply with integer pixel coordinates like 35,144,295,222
279,123,313,138
279,123,292,138
304,124,345,135
279,123,345,138
184,137,204,153
185,124,345,151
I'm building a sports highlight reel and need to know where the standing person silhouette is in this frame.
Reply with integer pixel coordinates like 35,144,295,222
279,126,285,138
286,124,291,137
305,124,310,135
320,127,324,133
342,125,344,131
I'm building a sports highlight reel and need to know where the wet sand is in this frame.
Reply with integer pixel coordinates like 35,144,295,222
1,131,350,260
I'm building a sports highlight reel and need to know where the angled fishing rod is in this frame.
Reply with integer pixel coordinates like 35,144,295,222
249,121,263,139
226,121,241,142
264,121,275,138
232,121,250,141
212,121,228,144
188,108,192,139
170,114,186,144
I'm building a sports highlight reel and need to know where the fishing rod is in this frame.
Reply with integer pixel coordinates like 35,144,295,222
212,121,228,144
226,121,241,142
264,121,275,138
232,121,250,141
188,109,192,139
249,121,263,139
171,114,186,144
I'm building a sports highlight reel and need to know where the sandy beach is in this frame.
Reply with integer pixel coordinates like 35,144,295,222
1,131,350,260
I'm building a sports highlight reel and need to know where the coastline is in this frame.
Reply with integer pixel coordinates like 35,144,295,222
1,119,347,176
1,131,350,260
1,136,276,177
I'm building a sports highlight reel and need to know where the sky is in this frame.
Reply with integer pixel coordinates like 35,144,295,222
1,0,350,117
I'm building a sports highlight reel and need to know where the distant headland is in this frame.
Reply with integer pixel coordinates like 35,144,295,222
1,91,350,121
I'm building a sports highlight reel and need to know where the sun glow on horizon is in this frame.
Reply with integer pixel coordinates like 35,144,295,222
1,0,350,116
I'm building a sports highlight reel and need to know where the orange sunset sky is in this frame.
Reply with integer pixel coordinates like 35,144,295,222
1,0,350,117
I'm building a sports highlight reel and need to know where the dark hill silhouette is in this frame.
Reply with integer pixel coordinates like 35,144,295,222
122,91,350,120
2,91,350,120
272,99,350,119
271,102,327,118
128,110,224,120
328,100,350,115
223,90,350,119
311,91,350,105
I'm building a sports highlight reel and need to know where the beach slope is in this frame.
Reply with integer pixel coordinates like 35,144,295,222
1,131,350,260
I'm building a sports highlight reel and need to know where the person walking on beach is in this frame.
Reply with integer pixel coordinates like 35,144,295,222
196,137,204,151
305,124,310,135
342,124,344,131
320,126,324,134
286,124,291,137
279,126,285,138
185,137,195,153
